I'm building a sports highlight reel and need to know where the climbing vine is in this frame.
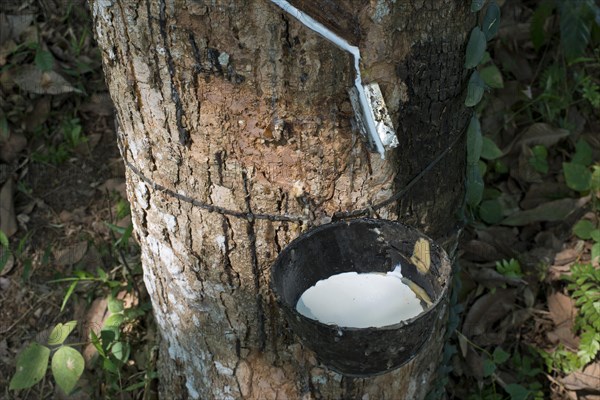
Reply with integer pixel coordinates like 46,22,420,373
426,1,502,398
465,0,501,210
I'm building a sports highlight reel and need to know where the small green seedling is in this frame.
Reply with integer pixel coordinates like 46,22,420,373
573,219,600,263
496,258,523,278
541,264,600,372
10,321,84,395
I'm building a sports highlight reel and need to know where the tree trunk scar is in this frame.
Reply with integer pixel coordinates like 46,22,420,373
188,32,203,125
281,13,293,49
220,217,235,288
215,151,238,289
242,169,266,351
158,0,191,147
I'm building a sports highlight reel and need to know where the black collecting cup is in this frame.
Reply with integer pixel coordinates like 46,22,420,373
270,218,451,376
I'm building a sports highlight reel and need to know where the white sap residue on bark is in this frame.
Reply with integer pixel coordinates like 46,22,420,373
214,361,234,376
91,0,114,39
134,182,149,209
147,235,177,273
215,235,226,252
372,0,391,22
164,213,177,232
167,291,179,306
186,379,201,400
192,314,201,327
296,266,424,328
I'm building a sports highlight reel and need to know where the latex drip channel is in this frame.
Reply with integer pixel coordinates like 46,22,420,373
269,0,398,158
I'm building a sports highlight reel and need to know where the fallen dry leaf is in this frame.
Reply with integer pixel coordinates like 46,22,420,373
0,133,27,163
54,241,88,266
467,266,526,288
516,123,570,150
98,177,127,198
25,97,51,132
554,246,584,266
0,251,14,276
464,347,485,380
547,325,579,350
75,297,108,368
79,245,103,271
521,183,572,210
547,292,576,327
0,178,17,237
84,133,102,152
546,292,579,349
515,147,543,183
462,240,504,262
502,198,583,226
561,363,600,392
13,65,81,95
463,289,517,338
0,276,10,291
0,13,34,45
79,92,114,116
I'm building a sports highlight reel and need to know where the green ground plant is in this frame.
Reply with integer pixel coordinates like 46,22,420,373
540,264,600,373
9,297,152,396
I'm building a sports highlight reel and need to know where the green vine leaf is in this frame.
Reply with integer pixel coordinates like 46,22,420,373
479,198,503,224
529,145,549,174
0,229,8,248
47,321,78,346
34,48,54,72
493,347,510,364
465,71,485,107
505,383,531,400
10,342,50,390
573,220,595,240
592,166,600,192
481,137,503,160
483,2,501,40
483,358,496,377
471,0,485,12
104,313,125,328
531,0,556,50
51,346,84,395
465,27,487,68
107,296,124,314
480,64,504,88
559,1,593,62
563,162,592,191
466,163,484,207
572,139,593,166
466,116,483,163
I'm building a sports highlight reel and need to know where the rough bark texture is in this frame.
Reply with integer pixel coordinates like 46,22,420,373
91,0,472,398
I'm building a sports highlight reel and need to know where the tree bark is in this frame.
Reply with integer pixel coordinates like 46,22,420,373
90,0,472,398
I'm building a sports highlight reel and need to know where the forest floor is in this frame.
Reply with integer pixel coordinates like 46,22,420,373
0,1,598,399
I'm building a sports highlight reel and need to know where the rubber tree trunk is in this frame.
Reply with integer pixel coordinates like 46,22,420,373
90,0,472,398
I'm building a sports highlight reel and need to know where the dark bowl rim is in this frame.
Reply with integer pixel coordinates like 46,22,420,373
269,218,452,332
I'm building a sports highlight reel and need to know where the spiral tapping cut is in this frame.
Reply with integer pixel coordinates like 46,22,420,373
269,0,398,158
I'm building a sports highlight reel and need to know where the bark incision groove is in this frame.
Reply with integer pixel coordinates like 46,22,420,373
91,0,473,398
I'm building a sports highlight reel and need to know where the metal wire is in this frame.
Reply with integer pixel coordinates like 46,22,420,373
122,130,464,223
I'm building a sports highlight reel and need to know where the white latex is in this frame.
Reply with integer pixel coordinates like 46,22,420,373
296,267,425,328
